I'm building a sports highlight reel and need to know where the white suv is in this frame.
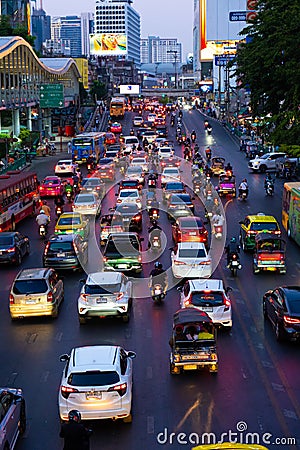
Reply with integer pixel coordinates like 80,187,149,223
248,153,286,172
179,278,232,329
58,345,136,422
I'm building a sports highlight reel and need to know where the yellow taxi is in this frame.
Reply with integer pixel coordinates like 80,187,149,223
55,213,89,239
239,213,281,251
193,444,269,449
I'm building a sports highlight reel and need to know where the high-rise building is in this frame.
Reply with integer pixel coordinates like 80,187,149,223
141,36,182,64
59,16,82,58
81,12,93,57
1,0,30,32
94,0,140,64
31,7,51,53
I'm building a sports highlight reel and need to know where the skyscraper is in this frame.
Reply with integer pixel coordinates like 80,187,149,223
1,0,30,33
94,0,140,64
31,7,51,53
141,36,182,64
60,16,82,58
81,12,93,57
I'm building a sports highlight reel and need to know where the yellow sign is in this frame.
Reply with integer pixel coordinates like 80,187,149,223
74,58,89,90
90,33,127,56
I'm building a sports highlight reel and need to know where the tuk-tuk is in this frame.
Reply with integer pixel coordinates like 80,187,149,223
253,233,286,274
210,157,225,176
169,308,218,375
99,213,124,246
216,174,236,197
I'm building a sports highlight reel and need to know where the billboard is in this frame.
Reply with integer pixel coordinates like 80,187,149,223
119,85,140,95
90,33,127,55
74,58,89,90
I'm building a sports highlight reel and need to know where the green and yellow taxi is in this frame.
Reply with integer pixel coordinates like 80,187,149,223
55,213,89,239
239,213,281,251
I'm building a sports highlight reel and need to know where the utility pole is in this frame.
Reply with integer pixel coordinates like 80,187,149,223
167,50,178,89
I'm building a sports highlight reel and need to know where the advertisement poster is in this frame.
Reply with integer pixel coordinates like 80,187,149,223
90,33,127,55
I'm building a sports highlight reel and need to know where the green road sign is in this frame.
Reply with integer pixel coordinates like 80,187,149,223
39,84,64,108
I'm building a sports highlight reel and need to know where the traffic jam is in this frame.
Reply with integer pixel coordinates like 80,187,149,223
0,97,299,449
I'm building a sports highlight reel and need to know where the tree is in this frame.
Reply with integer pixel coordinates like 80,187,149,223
234,0,300,144
0,15,36,47
89,81,107,103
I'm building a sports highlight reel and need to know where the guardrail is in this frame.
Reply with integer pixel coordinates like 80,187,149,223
0,155,27,175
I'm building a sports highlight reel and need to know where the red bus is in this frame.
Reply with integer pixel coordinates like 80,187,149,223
0,171,40,232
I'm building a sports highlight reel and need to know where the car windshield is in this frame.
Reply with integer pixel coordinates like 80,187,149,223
121,181,138,187
49,242,73,251
0,236,14,246
180,218,203,228
99,159,113,165
44,179,59,185
58,161,71,165
178,249,206,258
191,292,224,306
68,371,120,387
105,240,139,256
251,222,278,231
164,169,178,174
85,283,121,295
125,138,138,145
106,151,118,157
58,217,81,226
116,205,138,214
160,148,171,153
82,179,101,187
132,159,145,164
120,191,138,198
170,195,191,204
13,279,48,294
127,167,142,174
75,195,95,204
166,182,184,190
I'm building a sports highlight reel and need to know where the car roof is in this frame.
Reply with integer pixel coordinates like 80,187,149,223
86,272,122,285
108,232,139,238
17,268,50,280
188,278,224,291
177,242,206,249
59,212,82,219
247,214,278,223
177,216,203,226
48,234,77,242
72,345,119,369
119,189,139,194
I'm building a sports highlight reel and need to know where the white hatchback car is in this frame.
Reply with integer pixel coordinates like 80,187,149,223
58,345,136,422
161,167,181,185
158,146,174,159
179,278,232,329
130,157,148,173
171,242,212,279
116,189,142,209
55,159,77,175
78,272,133,324
125,166,145,184
72,193,101,216
133,116,144,127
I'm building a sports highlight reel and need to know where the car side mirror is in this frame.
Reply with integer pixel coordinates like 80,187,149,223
127,351,136,359
169,247,174,251
79,279,86,283
115,193,118,196
225,287,232,294
60,354,69,362
238,221,244,225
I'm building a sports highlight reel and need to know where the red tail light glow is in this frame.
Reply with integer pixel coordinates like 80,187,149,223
61,386,79,399
116,292,124,301
283,315,300,325
9,294,14,304
47,292,53,303
108,382,127,396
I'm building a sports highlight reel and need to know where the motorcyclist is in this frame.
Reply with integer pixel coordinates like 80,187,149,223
148,220,162,245
65,181,73,196
194,143,200,153
238,178,249,199
59,410,92,450
149,261,168,294
179,110,183,118
211,210,225,229
143,137,149,148
40,200,51,218
205,146,212,160
130,128,135,136
225,162,233,173
184,145,192,160
264,172,274,189
191,130,197,142
204,164,213,178
204,120,209,130
148,199,160,219
225,237,240,267
36,209,50,231
54,195,65,208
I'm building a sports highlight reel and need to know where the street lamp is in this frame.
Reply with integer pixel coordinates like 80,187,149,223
167,50,178,89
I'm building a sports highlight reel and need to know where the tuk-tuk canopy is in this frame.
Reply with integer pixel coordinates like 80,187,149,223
219,174,236,182
173,308,212,327
255,233,286,249
211,157,225,166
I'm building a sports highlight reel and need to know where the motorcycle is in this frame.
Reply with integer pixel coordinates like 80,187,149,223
193,183,201,194
55,205,63,218
151,235,161,251
148,178,156,189
151,284,165,304
205,151,212,162
191,133,196,143
228,252,242,277
265,180,274,196
213,224,223,239
207,125,212,135
66,191,73,203
39,224,47,239
204,121,209,130
184,148,192,161
239,189,248,201
149,208,160,223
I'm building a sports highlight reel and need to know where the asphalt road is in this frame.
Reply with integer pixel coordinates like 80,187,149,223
1,108,299,450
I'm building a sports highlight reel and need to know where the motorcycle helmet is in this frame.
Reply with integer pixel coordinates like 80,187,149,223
40,209,46,214
68,410,81,423
154,262,162,269
230,237,237,243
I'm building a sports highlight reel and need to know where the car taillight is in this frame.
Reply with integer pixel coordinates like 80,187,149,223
103,256,107,262
224,298,231,308
274,230,281,235
9,294,15,304
134,215,142,221
45,242,50,253
199,260,211,265
138,256,142,262
184,296,192,306
61,386,79,399
80,293,88,302
247,230,256,235
117,199,122,203
116,292,124,301
283,315,300,325
47,292,53,303
174,260,186,265
7,247,16,253
108,382,127,397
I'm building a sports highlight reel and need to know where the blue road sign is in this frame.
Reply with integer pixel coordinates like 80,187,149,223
214,55,236,66
229,11,247,21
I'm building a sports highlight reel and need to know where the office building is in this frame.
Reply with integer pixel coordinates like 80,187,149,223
31,7,51,53
0,0,30,32
60,16,82,58
81,12,93,57
94,0,140,64
141,36,182,64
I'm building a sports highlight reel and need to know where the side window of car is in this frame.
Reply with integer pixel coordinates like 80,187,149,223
49,272,58,289
244,218,250,228
273,290,283,308
183,283,190,297
120,349,128,375
1,393,13,417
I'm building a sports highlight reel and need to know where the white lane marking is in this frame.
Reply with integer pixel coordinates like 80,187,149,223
26,333,37,344
261,360,274,369
55,332,63,341
256,343,264,350
146,329,152,338
271,382,285,392
283,409,298,420
40,371,50,383
147,416,154,434
250,326,258,333
7,372,18,385
146,366,153,379
241,368,248,379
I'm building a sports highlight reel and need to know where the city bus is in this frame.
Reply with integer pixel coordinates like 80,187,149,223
282,181,300,246
71,132,106,164
0,171,40,232
109,97,126,119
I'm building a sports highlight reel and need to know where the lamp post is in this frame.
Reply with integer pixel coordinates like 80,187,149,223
167,50,178,89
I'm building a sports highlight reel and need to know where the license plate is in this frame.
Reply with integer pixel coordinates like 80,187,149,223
202,307,213,312
231,261,238,266
57,253,66,257
118,264,128,269
86,391,102,399
183,364,197,370
97,298,107,303
189,232,197,236
26,300,36,304
154,289,161,295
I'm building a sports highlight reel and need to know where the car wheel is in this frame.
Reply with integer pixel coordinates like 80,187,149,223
122,311,130,323
260,164,267,173
262,299,268,319
123,413,132,423
18,400,26,434
170,362,180,375
25,243,30,255
15,251,22,266
275,321,284,342
79,316,87,325
11,216,16,231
